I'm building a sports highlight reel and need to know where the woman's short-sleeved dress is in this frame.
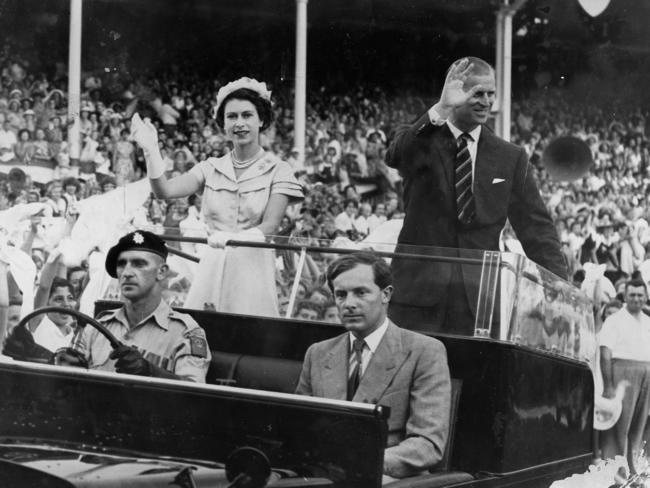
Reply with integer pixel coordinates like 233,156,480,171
185,152,303,316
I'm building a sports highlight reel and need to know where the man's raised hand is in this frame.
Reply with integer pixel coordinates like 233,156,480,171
434,58,485,118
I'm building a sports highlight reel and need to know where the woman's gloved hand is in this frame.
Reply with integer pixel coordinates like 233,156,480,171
207,230,236,249
207,228,265,249
130,113,165,179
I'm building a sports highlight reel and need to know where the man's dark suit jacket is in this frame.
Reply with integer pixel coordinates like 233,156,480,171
295,321,451,479
385,113,567,311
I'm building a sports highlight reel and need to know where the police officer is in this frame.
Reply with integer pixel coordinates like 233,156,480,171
5,230,211,382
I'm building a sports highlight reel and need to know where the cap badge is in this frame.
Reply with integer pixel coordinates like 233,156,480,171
133,232,144,244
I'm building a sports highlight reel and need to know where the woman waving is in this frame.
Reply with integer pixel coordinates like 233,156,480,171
130,78,303,316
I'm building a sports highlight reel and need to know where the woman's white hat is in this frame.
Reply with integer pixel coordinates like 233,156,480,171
214,77,271,116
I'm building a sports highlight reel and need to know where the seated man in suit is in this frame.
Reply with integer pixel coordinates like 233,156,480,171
295,252,451,482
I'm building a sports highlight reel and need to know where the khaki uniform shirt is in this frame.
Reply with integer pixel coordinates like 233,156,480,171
70,301,210,382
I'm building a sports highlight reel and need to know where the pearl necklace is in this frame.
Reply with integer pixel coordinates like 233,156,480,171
231,149,264,169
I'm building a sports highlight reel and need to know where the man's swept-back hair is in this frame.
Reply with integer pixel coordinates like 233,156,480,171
626,278,647,294
326,252,392,292
448,56,494,77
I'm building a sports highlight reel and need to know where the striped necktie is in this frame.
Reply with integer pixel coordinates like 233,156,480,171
347,338,366,401
455,132,475,224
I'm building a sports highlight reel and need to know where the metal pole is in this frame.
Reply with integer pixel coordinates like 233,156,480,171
501,10,513,142
495,10,505,138
286,247,308,318
495,0,525,142
293,0,308,171
67,0,83,163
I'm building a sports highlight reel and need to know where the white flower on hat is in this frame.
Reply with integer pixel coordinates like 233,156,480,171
215,77,272,116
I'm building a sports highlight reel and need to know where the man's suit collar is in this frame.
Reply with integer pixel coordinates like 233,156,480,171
322,334,351,400
352,321,410,404
322,321,409,402
446,121,482,142
431,124,456,190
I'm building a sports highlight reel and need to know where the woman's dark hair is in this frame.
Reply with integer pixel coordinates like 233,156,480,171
17,128,30,139
215,88,274,131
326,252,391,293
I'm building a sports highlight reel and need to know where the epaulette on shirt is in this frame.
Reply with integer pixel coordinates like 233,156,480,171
168,309,201,330
95,308,119,322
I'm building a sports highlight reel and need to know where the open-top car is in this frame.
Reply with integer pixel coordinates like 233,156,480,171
0,237,596,487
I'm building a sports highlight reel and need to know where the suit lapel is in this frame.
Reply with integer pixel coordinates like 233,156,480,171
474,130,503,214
322,334,350,400
353,321,409,403
431,125,456,191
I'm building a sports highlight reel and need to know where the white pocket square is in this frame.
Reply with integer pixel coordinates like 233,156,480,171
492,178,505,184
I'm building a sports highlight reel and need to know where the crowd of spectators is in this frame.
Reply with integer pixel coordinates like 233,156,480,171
1,43,650,325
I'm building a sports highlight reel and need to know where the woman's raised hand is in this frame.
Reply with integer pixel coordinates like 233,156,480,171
130,113,159,154
130,113,165,179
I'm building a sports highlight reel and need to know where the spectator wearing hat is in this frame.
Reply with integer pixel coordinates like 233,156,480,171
5,98,22,133
22,109,36,133
79,106,93,135
105,112,123,142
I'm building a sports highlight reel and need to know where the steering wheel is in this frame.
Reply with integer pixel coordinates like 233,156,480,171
16,306,124,349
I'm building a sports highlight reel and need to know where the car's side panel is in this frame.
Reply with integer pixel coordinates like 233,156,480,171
0,361,387,488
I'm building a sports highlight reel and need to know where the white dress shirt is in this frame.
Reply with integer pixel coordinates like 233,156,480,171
599,307,650,362
427,106,482,180
349,317,389,376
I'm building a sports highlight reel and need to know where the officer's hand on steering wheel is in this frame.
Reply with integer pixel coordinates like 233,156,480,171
110,345,151,376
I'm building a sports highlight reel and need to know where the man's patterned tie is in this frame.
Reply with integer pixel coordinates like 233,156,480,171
455,133,475,224
347,338,365,400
